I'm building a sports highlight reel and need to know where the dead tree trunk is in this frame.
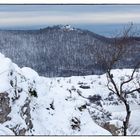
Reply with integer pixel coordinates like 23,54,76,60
123,99,131,136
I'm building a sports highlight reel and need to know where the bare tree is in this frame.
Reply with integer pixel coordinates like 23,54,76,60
95,24,140,135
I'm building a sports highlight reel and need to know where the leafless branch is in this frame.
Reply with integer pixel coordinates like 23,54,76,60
120,62,140,94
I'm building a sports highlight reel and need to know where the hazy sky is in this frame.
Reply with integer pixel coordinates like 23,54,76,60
0,5,140,36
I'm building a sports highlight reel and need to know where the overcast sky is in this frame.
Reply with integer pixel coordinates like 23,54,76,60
0,5,140,35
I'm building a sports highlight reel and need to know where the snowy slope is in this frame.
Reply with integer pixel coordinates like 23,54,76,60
0,53,110,135
0,53,139,135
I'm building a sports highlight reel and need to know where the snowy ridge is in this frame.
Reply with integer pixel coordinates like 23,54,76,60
0,53,140,135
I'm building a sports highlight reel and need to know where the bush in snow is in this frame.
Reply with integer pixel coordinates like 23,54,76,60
70,117,81,131
88,94,102,106
88,104,112,127
88,94,102,102
28,80,38,98
28,88,38,98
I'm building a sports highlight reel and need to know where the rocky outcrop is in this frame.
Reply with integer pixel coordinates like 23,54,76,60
0,92,11,123
103,121,123,136
0,92,33,135
21,98,33,133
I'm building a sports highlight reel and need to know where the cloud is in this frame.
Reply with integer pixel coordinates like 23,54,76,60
0,11,140,27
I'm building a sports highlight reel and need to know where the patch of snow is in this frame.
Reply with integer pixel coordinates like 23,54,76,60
0,125,14,135
21,67,39,80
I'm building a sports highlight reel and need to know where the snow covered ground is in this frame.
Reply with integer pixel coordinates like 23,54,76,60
0,53,139,135
0,124,14,135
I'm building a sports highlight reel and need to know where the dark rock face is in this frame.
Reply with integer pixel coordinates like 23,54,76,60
103,122,123,135
0,92,33,135
21,98,33,131
11,98,33,136
0,92,11,123
11,125,26,136
0,26,139,77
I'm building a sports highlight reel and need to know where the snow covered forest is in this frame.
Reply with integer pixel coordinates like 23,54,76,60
0,25,140,136
0,25,139,77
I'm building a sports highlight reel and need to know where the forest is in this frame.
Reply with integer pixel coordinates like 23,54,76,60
0,25,139,77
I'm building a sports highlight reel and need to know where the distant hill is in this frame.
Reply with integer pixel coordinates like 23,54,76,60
0,25,139,77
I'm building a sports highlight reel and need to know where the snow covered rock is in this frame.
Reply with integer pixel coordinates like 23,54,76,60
0,53,36,135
